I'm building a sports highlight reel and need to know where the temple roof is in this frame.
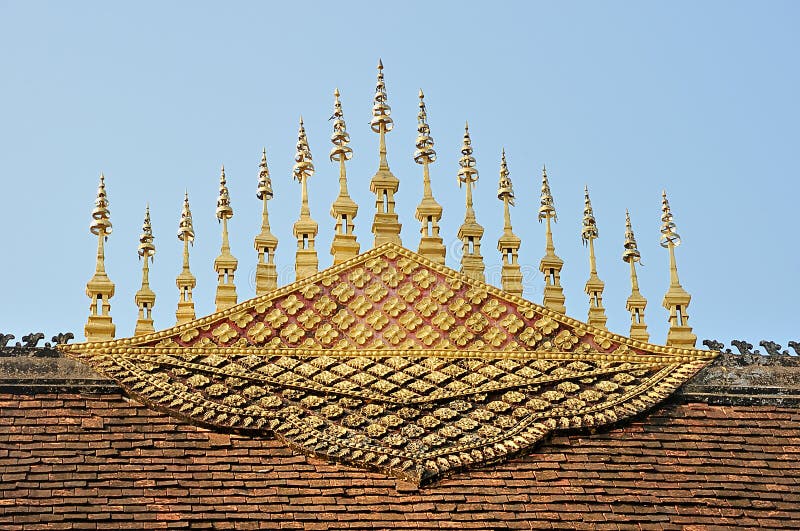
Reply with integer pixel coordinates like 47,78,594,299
61,243,714,484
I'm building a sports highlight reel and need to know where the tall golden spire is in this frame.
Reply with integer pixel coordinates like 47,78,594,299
660,191,696,347
369,59,402,247
414,89,445,264
254,149,279,294
134,205,156,335
538,165,566,313
496,149,522,295
457,123,485,282
581,187,607,329
176,192,197,324
214,165,238,311
293,117,319,279
84,173,116,341
622,210,649,342
329,88,360,264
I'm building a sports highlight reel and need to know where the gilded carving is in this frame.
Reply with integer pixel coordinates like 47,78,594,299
62,244,715,485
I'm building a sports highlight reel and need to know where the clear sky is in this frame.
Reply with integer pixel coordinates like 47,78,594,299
1,1,797,349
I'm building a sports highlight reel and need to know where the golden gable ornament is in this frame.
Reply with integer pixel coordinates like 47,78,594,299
61,61,716,485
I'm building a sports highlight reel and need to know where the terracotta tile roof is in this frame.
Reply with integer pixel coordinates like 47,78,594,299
1,392,798,529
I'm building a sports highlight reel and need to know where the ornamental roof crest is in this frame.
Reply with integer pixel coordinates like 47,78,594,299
62,61,716,484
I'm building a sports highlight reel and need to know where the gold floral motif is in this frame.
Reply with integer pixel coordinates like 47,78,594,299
365,257,388,274
313,296,337,316
348,295,373,317
553,330,579,350
481,299,507,319
382,297,406,317
412,269,437,289
314,323,339,345
264,308,288,328
430,283,454,303
483,327,506,347
450,325,474,347
297,309,322,330
212,322,237,344
499,313,524,334
331,309,355,330
415,297,438,318
280,323,304,344
449,298,471,318
365,311,389,331
365,282,389,302
398,312,423,331
397,283,421,302
383,324,406,345
416,325,439,347
348,323,373,345
349,267,371,288
281,295,304,315
396,256,418,274
431,311,455,331
331,282,355,302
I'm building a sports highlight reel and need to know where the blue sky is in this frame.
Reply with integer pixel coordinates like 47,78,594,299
1,1,797,348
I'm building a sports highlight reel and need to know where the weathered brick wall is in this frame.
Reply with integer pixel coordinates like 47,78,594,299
1,393,798,530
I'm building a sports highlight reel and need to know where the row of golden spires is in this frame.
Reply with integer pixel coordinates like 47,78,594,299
84,60,696,348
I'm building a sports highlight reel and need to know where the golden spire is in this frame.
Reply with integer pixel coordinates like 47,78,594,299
538,165,566,313
254,148,279,294
496,149,522,295
414,89,445,264
214,165,238,312
293,117,319,279
329,88,360,264
581,186,607,329
134,205,156,335
456,122,485,281
84,173,116,341
369,59,402,247
623,210,649,342
176,191,197,324
660,191,696,347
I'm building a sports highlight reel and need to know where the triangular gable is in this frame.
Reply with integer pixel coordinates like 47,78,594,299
61,243,715,484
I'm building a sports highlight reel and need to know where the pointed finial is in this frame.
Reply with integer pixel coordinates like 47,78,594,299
457,122,478,189
414,90,436,165
178,191,195,244
581,186,598,244
293,117,319,279
329,89,359,264
538,165,557,222
329,89,353,163
456,122,485,281
134,204,156,335
371,60,394,134
622,210,641,264
85,172,115,341
216,165,233,221
90,173,112,239
214,166,238,312
496,149,522,295
176,192,197,324
254,149,279,294
660,191,695,347
413,89,444,263
257,148,273,200
623,210,649,342
581,186,607,329
497,149,513,205
660,190,681,247
368,60,401,247
138,205,155,262
294,118,315,182
537,165,566,313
